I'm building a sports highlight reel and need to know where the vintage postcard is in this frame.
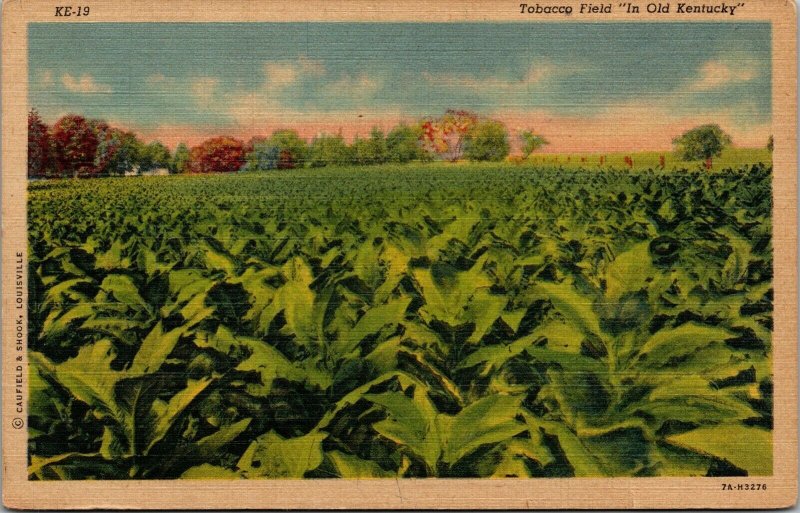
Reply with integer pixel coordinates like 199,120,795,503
1,0,797,509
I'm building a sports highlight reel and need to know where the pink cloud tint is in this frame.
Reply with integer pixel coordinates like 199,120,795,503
134,105,769,154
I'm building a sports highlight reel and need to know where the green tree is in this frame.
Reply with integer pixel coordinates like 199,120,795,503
269,129,308,169
138,141,171,173
672,124,732,169
352,127,388,165
172,143,191,174
308,134,352,167
463,120,510,162
519,130,549,158
103,130,144,176
243,138,279,171
370,127,389,164
386,123,427,163
350,137,369,165
767,135,774,152
28,109,54,178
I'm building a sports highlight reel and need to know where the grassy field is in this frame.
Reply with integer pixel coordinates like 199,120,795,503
524,147,772,171
27,162,773,479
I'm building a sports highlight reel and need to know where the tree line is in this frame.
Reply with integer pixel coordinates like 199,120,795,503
28,109,541,178
28,107,757,178
28,111,173,178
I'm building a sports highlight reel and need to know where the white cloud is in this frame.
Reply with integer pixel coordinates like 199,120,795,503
424,61,556,92
61,73,112,94
190,77,219,106
225,57,337,123
297,56,326,76
689,59,758,91
264,63,299,88
146,73,169,86
323,74,382,98
263,57,326,92
226,91,283,126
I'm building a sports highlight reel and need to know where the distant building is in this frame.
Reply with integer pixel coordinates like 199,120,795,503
141,168,170,176
124,167,170,177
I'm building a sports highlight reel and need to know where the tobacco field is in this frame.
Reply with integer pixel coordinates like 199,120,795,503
27,163,773,479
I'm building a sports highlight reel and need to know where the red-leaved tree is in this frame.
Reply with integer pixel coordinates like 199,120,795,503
28,109,53,178
51,115,100,178
188,136,245,173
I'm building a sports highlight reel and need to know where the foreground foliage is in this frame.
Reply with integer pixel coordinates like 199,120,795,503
28,163,773,479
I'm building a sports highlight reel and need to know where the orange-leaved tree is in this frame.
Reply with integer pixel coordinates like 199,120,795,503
420,109,478,161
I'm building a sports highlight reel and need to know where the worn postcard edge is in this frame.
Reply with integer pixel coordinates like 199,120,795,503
1,0,796,509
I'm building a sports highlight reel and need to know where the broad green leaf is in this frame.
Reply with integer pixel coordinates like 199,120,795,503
457,332,541,375
28,357,60,420
253,257,317,344
536,281,603,340
464,289,508,344
364,388,441,470
225,331,304,394
199,241,238,275
168,269,214,301
440,394,527,464
39,303,96,341
719,230,752,290
316,370,425,430
527,417,605,477
179,293,216,328
535,319,586,354
28,452,101,479
398,348,464,406
234,266,281,330
525,346,606,374
43,277,94,307
79,317,148,344
637,323,735,368
238,431,326,478
139,248,175,277
500,309,528,335
193,418,252,459
128,322,185,376
604,242,654,300
99,425,126,460
100,274,150,313
488,437,552,477
666,425,772,475
30,341,120,418
576,422,653,476
147,378,212,453
373,243,410,303
332,297,411,357
651,443,718,477
326,450,396,478
414,254,492,326
364,336,404,372
94,240,130,270
633,393,756,425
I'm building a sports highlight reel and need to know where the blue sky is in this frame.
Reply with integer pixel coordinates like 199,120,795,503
29,22,771,151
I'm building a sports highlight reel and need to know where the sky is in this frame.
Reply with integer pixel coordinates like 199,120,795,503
29,22,771,152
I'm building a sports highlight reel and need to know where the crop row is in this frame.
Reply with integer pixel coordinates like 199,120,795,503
27,164,773,478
